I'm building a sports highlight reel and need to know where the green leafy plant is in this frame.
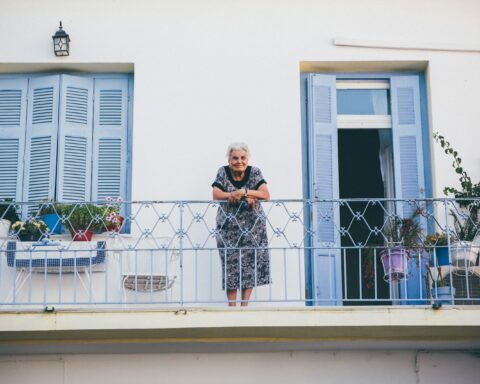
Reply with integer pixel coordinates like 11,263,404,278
450,209,479,242
433,133,480,241
0,199,20,223
38,201,63,216
11,218,48,241
383,208,424,249
433,132,480,207
423,231,455,251
59,203,106,233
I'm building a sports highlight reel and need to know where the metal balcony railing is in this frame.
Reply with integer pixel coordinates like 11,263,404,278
0,198,479,309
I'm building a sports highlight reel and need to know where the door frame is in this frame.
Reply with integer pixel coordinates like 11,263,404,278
300,71,432,305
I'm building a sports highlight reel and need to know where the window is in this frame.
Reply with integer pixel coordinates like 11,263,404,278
0,74,132,206
336,80,392,129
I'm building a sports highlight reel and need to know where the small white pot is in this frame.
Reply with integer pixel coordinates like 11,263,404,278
450,241,478,268
0,219,11,238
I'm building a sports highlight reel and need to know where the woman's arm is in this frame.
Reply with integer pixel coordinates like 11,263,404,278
246,183,270,200
213,184,270,203
212,187,243,203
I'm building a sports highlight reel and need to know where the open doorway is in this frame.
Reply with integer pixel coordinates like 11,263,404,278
338,129,392,305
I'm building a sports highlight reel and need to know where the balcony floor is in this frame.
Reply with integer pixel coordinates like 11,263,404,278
1,306,480,354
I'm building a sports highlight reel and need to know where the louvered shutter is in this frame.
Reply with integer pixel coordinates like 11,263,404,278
308,74,342,305
0,78,28,202
23,75,60,210
91,78,128,202
391,76,427,304
390,76,425,217
57,75,94,202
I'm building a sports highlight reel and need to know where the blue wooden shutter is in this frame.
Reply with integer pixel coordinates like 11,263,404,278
91,78,128,202
391,75,426,303
23,75,60,208
0,78,28,202
57,75,94,202
307,74,342,305
390,76,425,216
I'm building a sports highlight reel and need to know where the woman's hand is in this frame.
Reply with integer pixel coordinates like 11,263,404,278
228,189,244,203
245,196,257,208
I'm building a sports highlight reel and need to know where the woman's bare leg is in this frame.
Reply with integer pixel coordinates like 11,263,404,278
227,290,237,306
240,288,253,306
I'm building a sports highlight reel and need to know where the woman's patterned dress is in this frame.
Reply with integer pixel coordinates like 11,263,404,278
212,166,270,290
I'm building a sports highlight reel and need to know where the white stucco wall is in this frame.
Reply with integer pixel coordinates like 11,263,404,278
1,351,480,384
1,0,479,201
1,2,480,382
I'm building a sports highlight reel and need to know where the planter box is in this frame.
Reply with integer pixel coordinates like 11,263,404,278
6,240,106,271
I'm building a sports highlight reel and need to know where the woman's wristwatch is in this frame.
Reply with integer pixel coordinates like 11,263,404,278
244,186,248,197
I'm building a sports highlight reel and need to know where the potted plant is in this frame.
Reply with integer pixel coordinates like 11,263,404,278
103,196,124,232
433,133,480,269
60,203,106,241
0,199,20,238
424,232,455,266
449,209,479,268
378,208,424,282
39,201,64,235
11,218,48,242
427,265,455,305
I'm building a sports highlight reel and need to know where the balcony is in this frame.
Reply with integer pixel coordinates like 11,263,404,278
0,198,478,310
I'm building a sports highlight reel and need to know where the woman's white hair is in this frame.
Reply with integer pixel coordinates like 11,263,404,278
226,142,250,159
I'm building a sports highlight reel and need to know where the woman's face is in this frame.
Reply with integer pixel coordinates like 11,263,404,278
228,149,249,174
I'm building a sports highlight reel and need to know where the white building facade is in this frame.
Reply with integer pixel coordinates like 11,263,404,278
0,1,480,383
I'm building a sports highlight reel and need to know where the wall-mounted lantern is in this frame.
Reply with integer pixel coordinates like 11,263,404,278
52,21,70,56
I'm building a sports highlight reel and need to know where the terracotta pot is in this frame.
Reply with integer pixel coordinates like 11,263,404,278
70,229,94,241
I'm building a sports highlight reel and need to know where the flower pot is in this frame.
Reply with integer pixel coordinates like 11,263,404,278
42,213,63,235
105,215,124,232
18,230,44,242
379,247,407,282
450,241,478,268
0,219,11,238
70,229,94,241
435,246,450,266
431,286,456,305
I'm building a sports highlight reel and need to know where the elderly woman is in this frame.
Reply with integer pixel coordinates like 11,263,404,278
212,143,270,306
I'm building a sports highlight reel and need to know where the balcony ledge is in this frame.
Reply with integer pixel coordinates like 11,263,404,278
1,306,480,354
